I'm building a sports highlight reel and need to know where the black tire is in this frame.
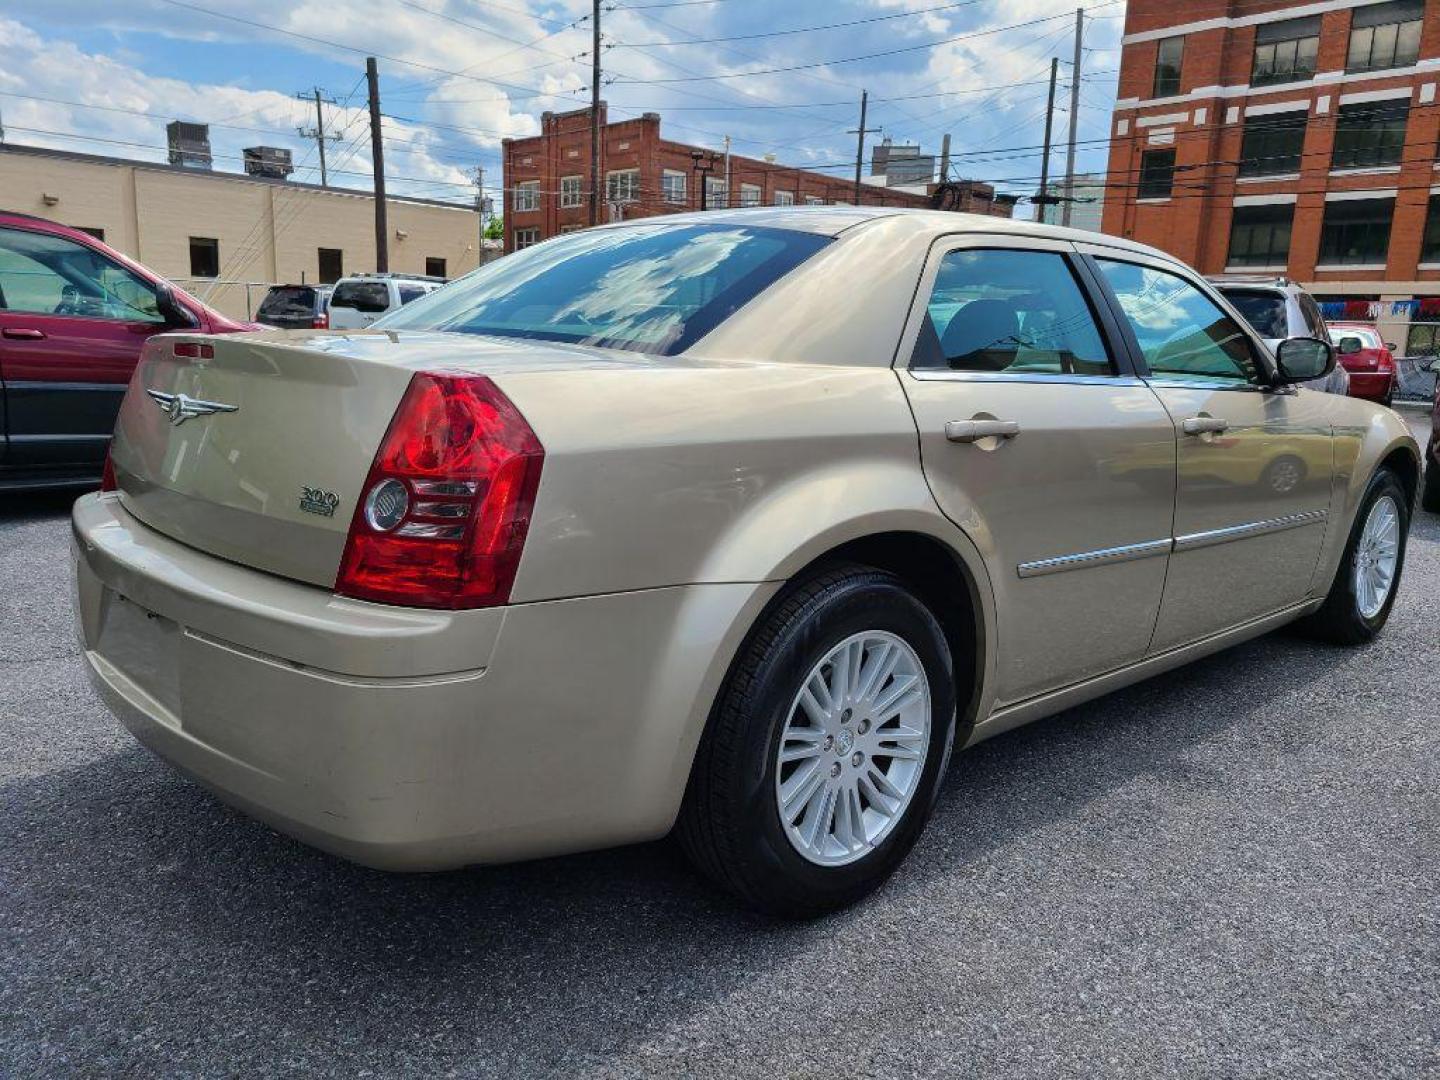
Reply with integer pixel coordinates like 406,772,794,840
677,564,957,918
1422,458,1440,514
1295,468,1409,645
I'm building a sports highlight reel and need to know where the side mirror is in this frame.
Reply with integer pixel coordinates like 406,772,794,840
155,283,198,329
1274,336,1334,384
1385,342,1397,352
1336,335,1363,356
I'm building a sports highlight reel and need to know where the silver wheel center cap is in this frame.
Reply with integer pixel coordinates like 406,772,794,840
835,729,855,756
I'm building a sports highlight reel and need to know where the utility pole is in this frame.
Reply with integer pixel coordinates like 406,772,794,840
692,149,716,211
296,87,340,187
474,165,487,256
1062,7,1083,227
1038,57,1058,223
589,0,602,227
939,133,951,183
366,57,389,272
723,135,731,207
847,90,880,205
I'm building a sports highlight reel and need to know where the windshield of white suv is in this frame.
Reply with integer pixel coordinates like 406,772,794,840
1221,289,1288,339
375,223,831,355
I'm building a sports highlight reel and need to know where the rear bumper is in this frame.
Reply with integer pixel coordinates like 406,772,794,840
1346,371,1394,401
73,493,773,870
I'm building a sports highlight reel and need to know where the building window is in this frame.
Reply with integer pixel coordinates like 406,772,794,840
1346,0,1422,74
1331,100,1409,170
514,228,541,250
188,236,219,278
774,190,795,206
1153,36,1184,98
513,180,539,213
661,169,687,204
606,169,640,204
1252,16,1320,87
705,176,728,208
77,226,106,242
1318,198,1394,265
318,247,343,284
425,257,446,278
1137,149,1176,200
560,175,582,208
739,183,762,208
1423,197,1440,263
804,195,824,205
1238,111,1307,177
1227,204,1294,267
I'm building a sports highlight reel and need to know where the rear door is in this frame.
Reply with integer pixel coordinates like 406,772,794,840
897,236,1178,707
0,225,170,475
1087,250,1335,651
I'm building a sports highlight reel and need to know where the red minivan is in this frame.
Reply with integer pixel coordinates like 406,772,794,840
0,212,250,491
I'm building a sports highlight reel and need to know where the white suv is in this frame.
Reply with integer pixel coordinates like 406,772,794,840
327,273,446,329
1209,276,1350,396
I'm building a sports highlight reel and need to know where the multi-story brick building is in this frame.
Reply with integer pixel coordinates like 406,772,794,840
1103,0,1440,338
501,106,1009,252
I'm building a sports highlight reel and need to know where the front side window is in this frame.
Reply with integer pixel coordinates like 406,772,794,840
1227,203,1294,267
1332,100,1409,169
514,227,541,250
376,223,830,356
661,169,686,204
606,169,639,204
560,175,582,208
1153,36,1184,98
1318,198,1394,265
1252,16,1320,86
910,248,1113,376
513,181,539,213
1138,149,1176,199
1346,0,1422,73
0,226,163,321
1238,111,1307,177
1099,260,1260,384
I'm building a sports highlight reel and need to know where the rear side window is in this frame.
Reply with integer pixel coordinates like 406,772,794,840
398,285,429,305
910,248,1114,376
1221,289,1288,339
257,286,318,320
331,281,391,312
1100,260,1260,384
376,223,831,355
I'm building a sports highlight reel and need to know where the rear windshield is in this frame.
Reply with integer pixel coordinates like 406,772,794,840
257,286,318,319
1221,289,1288,339
375,223,831,355
1330,326,1382,348
331,281,391,312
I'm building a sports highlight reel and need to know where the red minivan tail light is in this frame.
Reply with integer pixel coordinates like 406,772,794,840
335,372,544,609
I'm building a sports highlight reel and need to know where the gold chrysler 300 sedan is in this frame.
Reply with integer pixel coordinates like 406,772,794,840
73,209,1419,916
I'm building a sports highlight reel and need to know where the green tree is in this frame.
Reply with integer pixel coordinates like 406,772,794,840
484,216,504,240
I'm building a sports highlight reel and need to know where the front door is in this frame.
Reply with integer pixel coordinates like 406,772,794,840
0,226,168,476
1089,253,1335,651
899,238,1178,706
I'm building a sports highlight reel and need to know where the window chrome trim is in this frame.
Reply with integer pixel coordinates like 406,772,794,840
910,370,1145,387
1143,376,1271,392
1017,538,1173,579
1173,509,1328,552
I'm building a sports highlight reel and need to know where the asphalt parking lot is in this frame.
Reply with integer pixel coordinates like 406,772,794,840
3,413,1437,1079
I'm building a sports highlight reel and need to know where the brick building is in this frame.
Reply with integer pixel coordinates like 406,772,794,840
1103,0,1440,334
501,106,1009,252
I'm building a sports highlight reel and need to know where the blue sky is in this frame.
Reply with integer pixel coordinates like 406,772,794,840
0,0,1123,210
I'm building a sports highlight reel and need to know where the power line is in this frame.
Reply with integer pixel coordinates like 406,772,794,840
613,0,989,47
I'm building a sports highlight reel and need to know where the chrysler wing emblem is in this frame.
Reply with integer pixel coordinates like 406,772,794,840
146,389,239,426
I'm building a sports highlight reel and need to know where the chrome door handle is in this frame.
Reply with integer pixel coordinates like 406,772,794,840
945,419,1020,443
1181,416,1229,436
1,327,46,340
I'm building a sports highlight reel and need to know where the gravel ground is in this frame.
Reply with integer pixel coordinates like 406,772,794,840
2,415,1438,1079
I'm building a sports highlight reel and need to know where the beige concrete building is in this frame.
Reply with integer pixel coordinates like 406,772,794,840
0,143,486,320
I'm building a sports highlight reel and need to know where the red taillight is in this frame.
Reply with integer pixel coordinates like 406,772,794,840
174,342,214,359
99,447,117,492
335,372,544,609
312,312,329,329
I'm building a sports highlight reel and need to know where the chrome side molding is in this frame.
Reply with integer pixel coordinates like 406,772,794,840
1172,510,1328,552
1017,538,1172,579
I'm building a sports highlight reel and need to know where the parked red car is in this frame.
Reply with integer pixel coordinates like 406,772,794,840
0,211,250,491
1327,322,1398,407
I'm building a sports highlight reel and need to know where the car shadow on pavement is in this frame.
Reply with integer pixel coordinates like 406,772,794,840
0,611,1381,1076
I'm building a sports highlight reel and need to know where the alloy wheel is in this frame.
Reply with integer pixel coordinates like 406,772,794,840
1353,494,1400,619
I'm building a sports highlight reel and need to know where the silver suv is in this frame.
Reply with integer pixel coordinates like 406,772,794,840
1210,276,1349,395
328,273,446,330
